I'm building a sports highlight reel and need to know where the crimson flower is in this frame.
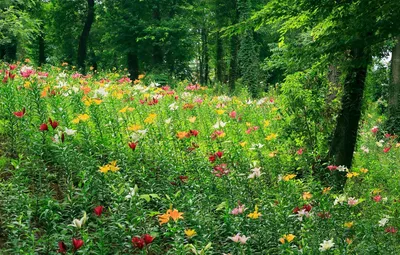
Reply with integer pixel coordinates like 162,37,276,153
212,164,230,177
302,204,312,212
297,148,303,155
58,241,67,254
383,147,391,153
371,126,379,134
94,206,104,217
72,238,83,250
40,123,49,131
148,98,159,106
209,151,223,162
385,226,398,234
209,154,216,163
9,64,17,70
373,195,382,202
215,151,223,158
49,118,59,129
293,204,312,214
189,130,199,137
327,165,338,171
142,234,155,244
21,70,35,78
132,237,145,249
13,107,26,118
229,111,237,119
128,142,138,151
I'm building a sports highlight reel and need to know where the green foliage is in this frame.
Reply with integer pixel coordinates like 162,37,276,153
0,64,399,254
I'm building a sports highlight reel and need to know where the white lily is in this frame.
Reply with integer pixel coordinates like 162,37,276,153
70,212,88,229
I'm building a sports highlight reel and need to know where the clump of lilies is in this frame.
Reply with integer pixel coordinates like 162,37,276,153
98,160,120,173
57,239,84,254
13,107,26,118
158,207,184,225
132,234,155,250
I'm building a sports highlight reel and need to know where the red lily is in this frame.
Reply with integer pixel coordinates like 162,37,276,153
132,237,145,249
302,204,312,212
373,195,382,202
49,118,59,129
94,205,104,217
128,142,138,151
189,129,199,137
293,204,312,214
58,241,67,254
13,107,26,118
40,123,49,131
209,154,216,163
215,151,223,158
212,164,230,177
142,234,155,244
383,147,391,153
385,226,398,234
72,238,83,250
20,68,35,78
297,148,304,155
148,98,159,106
327,165,337,171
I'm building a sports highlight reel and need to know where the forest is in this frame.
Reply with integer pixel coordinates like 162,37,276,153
1,0,400,254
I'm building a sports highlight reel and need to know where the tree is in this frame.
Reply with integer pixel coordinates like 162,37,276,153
237,0,260,96
77,0,95,71
388,37,400,133
0,1,39,62
253,0,400,188
227,0,239,91
214,0,227,83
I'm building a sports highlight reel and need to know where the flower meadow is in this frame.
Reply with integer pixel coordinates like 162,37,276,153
1,63,400,254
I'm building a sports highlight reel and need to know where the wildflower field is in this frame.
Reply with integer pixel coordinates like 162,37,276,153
1,63,400,254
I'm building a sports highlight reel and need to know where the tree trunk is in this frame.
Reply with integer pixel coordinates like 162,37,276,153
200,27,209,85
216,31,224,83
199,28,204,85
228,35,239,91
127,52,139,81
388,37,400,133
327,65,341,103
328,46,371,189
204,29,209,85
77,0,95,72
152,4,163,67
38,32,46,66
0,45,5,60
228,0,239,91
